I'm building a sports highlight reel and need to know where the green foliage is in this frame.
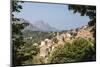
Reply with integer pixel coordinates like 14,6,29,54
12,0,38,65
48,38,96,64
68,5,96,19
18,44,39,57
67,5,96,62
18,45,39,65
68,5,96,26
12,22,28,65
12,0,24,21
23,31,56,44
12,22,40,66
12,0,23,13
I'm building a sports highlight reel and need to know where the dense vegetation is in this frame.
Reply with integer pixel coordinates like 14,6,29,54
12,0,39,66
23,31,57,44
68,4,96,55
48,38,96,64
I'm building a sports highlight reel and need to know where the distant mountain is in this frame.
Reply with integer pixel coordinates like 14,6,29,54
18,19,58,32
31,20,58,32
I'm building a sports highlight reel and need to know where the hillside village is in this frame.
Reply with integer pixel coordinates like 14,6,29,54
30,24,95,64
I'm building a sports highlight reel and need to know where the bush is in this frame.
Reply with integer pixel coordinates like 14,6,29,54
47,38,96,64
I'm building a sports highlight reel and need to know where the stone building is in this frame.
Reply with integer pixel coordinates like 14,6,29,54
76,25,93,39
39,39,53,58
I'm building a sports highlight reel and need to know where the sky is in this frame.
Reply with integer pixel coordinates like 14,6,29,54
14,2,90,30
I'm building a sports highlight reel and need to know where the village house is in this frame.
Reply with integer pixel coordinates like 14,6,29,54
39,39,53,58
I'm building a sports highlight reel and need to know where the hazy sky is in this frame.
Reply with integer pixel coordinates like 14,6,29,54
14,2,90,30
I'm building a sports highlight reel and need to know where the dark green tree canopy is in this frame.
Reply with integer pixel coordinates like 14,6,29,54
12,0,23,13
68,5,96,27
68,5,96,20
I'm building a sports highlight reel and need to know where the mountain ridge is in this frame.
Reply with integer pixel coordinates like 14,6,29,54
19,19,59,32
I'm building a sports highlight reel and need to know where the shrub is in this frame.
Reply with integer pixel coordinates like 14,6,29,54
47,38,95,63
16,43,39,65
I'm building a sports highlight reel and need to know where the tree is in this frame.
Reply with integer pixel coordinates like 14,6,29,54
68,5,96,26
12,22,28,65
12,0,24,21
68,4,96,52
12,0,28,66
12,0,23,13
48,38,95,63
12,0,39,65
